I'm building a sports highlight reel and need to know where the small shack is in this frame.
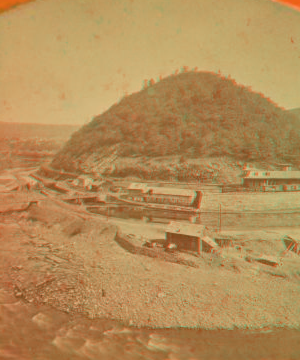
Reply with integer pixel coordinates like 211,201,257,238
165,221,218,254
91,179,112,192
73,176,94,190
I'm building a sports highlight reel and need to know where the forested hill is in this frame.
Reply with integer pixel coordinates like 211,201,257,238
51,71,300,174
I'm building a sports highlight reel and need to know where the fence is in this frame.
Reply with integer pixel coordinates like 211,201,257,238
197,211,300,232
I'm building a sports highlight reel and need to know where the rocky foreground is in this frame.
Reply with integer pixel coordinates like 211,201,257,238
1,195,300,330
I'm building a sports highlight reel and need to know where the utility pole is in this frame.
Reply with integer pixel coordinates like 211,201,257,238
219,203,222,233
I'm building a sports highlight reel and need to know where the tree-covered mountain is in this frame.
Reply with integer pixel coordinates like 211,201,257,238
52,70,300,177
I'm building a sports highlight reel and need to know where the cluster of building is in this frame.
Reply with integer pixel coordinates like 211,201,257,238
71,175,113,192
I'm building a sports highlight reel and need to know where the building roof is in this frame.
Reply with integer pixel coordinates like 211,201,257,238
202,236,219,248
148,187,196,198
127,183,148,191
165,221,206,237
97,194,108,201
243,171,300,179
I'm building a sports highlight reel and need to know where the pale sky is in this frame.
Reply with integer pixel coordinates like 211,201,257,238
0,0,299,125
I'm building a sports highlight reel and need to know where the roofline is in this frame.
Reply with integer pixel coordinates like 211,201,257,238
166,231,202,236
244,176,300,179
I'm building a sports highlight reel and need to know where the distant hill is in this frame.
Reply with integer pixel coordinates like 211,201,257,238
0,122,80,142
288,108,300,120
51,70,300,181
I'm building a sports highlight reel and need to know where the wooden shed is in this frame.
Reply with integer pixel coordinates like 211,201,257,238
165,221,218,254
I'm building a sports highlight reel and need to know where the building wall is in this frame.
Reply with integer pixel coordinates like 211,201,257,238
129,195,145,202
146,194,193,206
127,189,145,195
125,194,193,206
166,233,199,252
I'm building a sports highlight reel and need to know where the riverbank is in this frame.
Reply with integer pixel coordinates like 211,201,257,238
1,287,300,360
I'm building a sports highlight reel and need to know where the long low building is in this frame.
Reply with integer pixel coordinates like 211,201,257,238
242,170,300,188
125,183,201,208
147,187,198,206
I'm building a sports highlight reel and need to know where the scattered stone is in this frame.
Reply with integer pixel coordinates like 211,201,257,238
158,292,166,298
11,265,23,271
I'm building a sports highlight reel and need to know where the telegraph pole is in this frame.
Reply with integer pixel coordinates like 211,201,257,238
219,203,222,233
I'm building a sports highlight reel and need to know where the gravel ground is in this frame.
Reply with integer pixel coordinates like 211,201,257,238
1,197,299,330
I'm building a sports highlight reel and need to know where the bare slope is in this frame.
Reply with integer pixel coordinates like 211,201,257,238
2,196,300,330
52,71,300,176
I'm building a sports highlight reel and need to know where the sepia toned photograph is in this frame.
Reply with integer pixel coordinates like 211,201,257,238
0,0,300,359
